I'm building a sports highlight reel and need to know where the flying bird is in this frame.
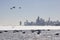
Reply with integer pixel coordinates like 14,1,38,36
19,7,21,9
13,6,15,8
10,6,15,10
10,6,22,10
10,8,12,10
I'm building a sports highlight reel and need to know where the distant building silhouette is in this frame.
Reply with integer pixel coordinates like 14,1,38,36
20,21,22,25
24,16,60,26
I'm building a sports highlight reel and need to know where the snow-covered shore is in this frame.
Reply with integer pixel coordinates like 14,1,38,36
0,26,60,30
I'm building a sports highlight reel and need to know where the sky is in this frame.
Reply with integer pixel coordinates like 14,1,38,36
0,0,60,26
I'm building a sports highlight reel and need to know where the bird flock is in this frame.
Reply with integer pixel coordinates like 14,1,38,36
10,6,21,10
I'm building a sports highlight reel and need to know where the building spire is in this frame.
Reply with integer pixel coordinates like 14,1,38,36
36,16,40,22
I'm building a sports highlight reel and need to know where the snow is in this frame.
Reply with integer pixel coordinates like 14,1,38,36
0,26,60,30
0,30,60,40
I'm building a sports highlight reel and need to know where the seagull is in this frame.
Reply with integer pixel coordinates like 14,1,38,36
10,8,12,10
10,6,15,10
19,7,21,9
10,6,22,10
13,6,15,8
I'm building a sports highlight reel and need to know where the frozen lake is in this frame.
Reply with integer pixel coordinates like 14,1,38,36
0,30,60,40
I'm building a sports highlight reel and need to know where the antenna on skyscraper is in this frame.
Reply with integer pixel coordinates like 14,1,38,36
48,17,50,22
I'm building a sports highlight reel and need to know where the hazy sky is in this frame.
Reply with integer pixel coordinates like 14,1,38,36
0,0,60,26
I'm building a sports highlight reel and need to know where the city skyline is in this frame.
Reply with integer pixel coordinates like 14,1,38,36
24,16,60,26
0,0,60,26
